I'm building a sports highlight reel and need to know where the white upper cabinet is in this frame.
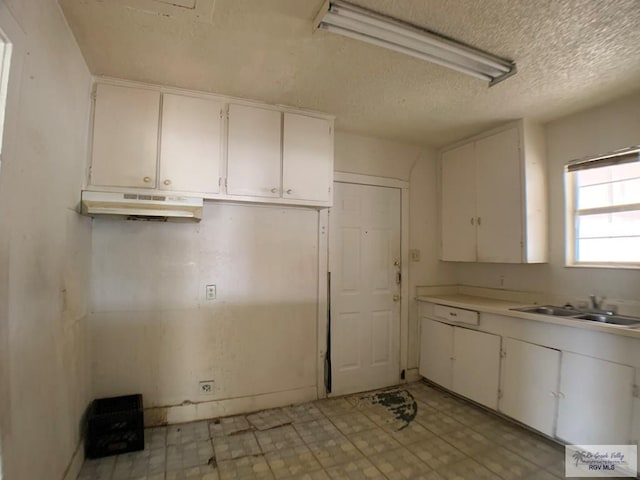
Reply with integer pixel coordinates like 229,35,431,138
160,94,223,194
88,81,334,207
226,104,282,198
91,84,160,189
283,113,333,203
439,120,548,263
441,142,476,261
475,128,523,262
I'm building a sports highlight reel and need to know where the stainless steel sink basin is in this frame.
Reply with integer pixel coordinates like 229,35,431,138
511,305,578,316
574,313,640,327
511,305,640,328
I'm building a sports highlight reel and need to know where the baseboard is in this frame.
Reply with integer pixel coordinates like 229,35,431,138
62,438,84,480
144,386,318,426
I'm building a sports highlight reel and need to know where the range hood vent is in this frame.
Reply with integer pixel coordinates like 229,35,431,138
81,191,203,222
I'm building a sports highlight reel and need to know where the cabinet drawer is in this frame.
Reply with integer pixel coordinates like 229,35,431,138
433,304,479,326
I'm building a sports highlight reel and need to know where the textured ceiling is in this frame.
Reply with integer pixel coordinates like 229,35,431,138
59,0,640,147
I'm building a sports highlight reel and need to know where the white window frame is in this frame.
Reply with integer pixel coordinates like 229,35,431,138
565,146,640,269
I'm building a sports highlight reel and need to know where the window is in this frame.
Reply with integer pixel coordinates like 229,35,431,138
566,147,640,267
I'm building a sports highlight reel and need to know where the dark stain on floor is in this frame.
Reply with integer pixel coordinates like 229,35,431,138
367,389,417,430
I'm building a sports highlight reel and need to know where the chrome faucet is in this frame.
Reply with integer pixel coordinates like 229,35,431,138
589,294,602,310
588,295,617,315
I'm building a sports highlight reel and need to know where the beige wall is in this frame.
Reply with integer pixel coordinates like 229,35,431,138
0,1,92,479
90,205,319,417
453,92,640,307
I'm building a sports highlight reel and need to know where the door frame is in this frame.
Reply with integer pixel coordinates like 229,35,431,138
316,172,409,399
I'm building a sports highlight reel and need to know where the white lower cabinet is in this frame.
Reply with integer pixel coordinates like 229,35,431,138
419,318,454,389
419,317,501,408
452,327,501,409
500,338,561,437
556,352,635,445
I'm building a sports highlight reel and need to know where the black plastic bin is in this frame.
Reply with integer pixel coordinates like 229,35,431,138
85,394,144,459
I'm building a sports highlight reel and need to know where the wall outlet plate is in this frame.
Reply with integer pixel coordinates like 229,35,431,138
199,380,214,395
205,284,216,300
410,249,421,262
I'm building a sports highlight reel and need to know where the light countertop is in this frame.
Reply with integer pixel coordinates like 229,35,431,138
416,290,640,339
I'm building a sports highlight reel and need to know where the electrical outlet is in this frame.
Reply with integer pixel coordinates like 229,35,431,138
205,284,216,301
410,249,421,262
199,380,214,395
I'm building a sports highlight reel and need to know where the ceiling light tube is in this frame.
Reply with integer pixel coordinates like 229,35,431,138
323,14,506,78
315,0,516,85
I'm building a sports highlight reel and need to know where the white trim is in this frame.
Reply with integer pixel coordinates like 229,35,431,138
316,209,329,399
323,173,411,391
334,171,409,189
400,187,410,382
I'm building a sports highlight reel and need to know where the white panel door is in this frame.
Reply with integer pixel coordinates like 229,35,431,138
159,94,223,193
452,327,501,409
475,127,523,262
419,318,454,389
500,338,561,436
440,143,477,261
557,352,634,444
227,104,282,197
329,182,401,395
91,84,160,189
283,113,333,202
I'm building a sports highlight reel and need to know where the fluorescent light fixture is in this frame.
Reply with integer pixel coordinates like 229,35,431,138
314,0,516,86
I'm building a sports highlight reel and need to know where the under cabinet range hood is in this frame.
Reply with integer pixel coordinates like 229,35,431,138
80,191,203,222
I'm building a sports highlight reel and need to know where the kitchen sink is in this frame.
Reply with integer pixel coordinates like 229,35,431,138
510,305,640,328
574,313,640,327
511,305,579,316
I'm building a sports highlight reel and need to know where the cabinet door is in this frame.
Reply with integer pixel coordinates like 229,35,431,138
500,338,560,436
227,104,282,197
452,327,501,409
91,84,160,188
159,94,223,194
440,143,476,261
556,352,634,444
282,113,333,202
419,318,453,390
475,127,523,262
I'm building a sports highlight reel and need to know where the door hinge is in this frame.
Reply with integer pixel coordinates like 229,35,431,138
396,272,401,285
498,389,503,399
500,349,507,358
633,385,639,398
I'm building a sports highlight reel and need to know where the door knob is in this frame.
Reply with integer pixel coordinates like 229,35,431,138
143,176,151,183
164,179,171,186
393,295,400,302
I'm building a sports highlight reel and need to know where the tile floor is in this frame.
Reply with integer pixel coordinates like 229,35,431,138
78,381,568,480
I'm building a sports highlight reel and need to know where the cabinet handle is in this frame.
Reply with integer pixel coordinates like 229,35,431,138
470,217,474,225
286,189,293,195
164,179,171,186
477,217,482,226
271,188,278,194
449,312,457,317
549,391,558,398
557,392,565,399
143,176,152,183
